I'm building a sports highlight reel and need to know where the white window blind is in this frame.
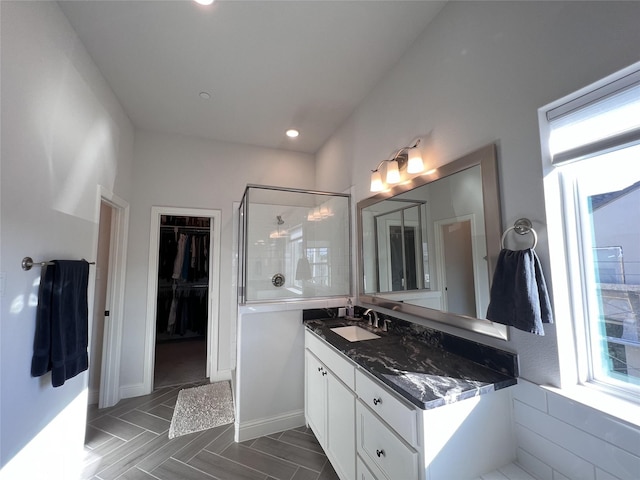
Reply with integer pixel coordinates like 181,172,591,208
547,69,640,165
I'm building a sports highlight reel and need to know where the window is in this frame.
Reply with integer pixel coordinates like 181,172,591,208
306,244,330,287
541,64,640,397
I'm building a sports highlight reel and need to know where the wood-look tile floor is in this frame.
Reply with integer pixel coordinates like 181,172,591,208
84,382,339,480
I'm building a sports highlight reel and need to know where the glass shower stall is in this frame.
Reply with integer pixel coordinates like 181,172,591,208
238,184,351,304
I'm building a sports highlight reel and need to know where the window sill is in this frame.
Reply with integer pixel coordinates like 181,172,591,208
541,383,640,429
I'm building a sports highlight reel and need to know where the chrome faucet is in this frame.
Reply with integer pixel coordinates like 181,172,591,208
363,309,379,328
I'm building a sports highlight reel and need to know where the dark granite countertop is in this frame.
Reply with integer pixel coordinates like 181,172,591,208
303,315,518,410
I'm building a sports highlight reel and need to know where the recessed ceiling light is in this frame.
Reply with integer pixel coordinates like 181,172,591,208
199,91,211,100
286,129,299,138
194,0,215,5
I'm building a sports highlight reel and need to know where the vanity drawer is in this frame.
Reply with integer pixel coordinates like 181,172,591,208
355,369,417,446
305,331,355,389
356,455,380,480
356,400,419,480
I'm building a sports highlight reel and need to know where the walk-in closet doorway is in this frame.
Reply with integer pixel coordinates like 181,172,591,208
143,207,221,393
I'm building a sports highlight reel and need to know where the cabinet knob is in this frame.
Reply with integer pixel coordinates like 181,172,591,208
373,397,382,406
322,371,327,376
317,367,323,372
376,449,385,458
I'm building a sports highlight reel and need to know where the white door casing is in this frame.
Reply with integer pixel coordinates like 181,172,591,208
95,186,129,408
433,214,482,318
143,206,222,394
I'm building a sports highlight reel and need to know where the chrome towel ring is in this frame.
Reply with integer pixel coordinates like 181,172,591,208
501,218,537,250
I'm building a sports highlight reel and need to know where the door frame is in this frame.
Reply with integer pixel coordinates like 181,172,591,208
379,219,420,291
143,206,222,394
95,186,130,408
433,214,482,317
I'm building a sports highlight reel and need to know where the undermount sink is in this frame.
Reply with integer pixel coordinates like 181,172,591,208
330,325,380,342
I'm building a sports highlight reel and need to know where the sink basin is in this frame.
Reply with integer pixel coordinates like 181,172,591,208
330,325,380,342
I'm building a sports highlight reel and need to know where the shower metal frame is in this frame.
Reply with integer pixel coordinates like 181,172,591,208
238,184,352,305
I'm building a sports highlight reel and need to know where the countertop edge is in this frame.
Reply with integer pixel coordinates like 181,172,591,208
303,319,518,410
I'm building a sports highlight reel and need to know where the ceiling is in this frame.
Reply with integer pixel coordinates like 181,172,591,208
59,0,445,154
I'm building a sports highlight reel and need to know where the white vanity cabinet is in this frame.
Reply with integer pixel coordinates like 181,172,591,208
305,331,356,480
354,368,514,480
305,329,515,480
305,351,327,445
355,369,420,480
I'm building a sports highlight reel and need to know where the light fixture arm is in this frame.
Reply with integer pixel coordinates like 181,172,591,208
369,137,424,192
390,138,421,163
371,160,388,173
371,138,422,172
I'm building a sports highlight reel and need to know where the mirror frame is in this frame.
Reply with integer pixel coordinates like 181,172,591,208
357,143,508,340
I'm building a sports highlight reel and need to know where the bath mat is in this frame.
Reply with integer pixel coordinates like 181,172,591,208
168,381,235,439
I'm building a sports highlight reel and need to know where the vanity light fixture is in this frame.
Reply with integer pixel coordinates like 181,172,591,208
307,203,334,221
370,139,424,192
370,171,384,192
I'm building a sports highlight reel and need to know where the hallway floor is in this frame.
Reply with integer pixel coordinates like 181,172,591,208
154,338,207,388
84,382,339,480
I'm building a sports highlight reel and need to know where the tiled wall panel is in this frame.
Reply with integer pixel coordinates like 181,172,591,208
517,448,553,480
513,382,640,480
515,423,596,480
546,393,640,457
512,380,548,412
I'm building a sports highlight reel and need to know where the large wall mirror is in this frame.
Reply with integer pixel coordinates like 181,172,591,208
357,143,508,339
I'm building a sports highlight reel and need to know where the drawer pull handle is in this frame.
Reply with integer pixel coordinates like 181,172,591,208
376,449,385,458
373,397,382,406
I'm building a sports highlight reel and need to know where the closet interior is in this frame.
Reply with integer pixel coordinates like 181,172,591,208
154,215,211,388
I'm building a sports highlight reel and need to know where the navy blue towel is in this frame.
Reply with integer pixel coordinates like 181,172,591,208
31,260,90,387
486,249,553,335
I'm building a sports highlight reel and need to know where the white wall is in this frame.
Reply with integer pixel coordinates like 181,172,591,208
316,0,640,387
0,1,134,477
120,130,315,393
235,308,306,441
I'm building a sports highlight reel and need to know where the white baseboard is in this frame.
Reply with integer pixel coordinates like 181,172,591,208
234,409,306,443
120,383,148,400
87,388,99,406
209,369,232,383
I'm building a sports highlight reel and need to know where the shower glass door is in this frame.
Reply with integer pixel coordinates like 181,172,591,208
238,185,351,304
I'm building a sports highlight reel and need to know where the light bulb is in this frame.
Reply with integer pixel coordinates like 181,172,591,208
386,160,400,184
407,147,424,174
370,171,383,192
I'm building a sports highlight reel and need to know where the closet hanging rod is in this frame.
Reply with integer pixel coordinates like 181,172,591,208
22,256,95,271
160,225,210,232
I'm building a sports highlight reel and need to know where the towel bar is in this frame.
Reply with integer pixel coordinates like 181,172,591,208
501,218,537,249
22,256,95,271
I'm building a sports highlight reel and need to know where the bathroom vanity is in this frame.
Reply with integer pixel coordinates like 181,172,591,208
304,314,518,480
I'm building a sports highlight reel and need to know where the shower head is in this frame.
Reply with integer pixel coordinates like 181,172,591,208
277,215,284,225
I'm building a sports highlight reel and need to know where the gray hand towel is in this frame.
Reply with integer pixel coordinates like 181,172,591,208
486,249,553,335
